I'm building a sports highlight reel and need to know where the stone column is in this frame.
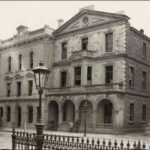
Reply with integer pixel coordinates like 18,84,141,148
75,109,79,121
93,109,97,129
59,110,63,125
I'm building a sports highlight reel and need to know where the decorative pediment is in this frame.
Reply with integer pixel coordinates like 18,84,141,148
15,73,24,79
53,9,129,36
5,75,13,81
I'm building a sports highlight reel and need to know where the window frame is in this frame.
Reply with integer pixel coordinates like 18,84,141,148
74,66,81,86
6,106,11,122
18,54,22,70
105,65,113,85
61,42,67,60
129,103,134,122
105,32,113,52
8,56,12,72
81,37,88,50
28,80,33,96
17,81,21,97
60,71,67,88
28,106,33,123
6,83,11,97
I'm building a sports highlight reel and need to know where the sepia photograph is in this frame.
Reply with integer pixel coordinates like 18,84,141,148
0,1,150,149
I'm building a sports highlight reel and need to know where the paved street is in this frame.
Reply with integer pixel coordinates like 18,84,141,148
0,128,150,149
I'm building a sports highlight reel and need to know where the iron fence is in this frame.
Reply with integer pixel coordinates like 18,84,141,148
12,128,149,150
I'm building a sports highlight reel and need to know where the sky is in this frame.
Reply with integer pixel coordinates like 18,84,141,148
0,1,150,40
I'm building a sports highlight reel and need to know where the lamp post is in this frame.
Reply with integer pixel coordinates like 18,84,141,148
84,100,88,137
32,62,50,150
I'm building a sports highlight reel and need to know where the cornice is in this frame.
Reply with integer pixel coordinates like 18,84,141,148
0,34,53,51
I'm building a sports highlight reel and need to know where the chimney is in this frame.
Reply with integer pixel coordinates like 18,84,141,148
140,29,144,34
58,19,64,27
79,5,95,12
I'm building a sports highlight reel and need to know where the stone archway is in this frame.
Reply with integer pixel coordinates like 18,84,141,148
16,106,21,127
79,100,93,124
62,100,75,122
97,99,114,128
48,101,59,131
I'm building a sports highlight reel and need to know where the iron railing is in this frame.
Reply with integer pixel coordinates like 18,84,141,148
12,128,149,150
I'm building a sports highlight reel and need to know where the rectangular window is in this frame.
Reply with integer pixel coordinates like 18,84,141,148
74,66,81,86
61,42,67,60
142,71,146,89
6,83,11,97
129,66,134,88
8,56,11,72
18,54,22,70
82,38,88,50
28,80,33,96
0,107,3,118
142,104,146,122
129,103,134,122
105,66,113,84
61,71,67,87
87,66,92,85
29,52,33,69
105,33,113,52
6,106,11,122
143,43,146,58
17,82,21,97
28,106,33,123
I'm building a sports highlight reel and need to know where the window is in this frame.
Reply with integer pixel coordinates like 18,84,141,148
61,71,67,87
143,43,146,58
61,42,67,60
74,66,81,86
142,71,146,89
105,66,113,84
6,83,11,97
82,38,88,50
29,52,33,69
0,107,3,118
28,80,33,96
6,106,11,122
142,105,146,122
18,54,22,70
129,103,134,122
105,33,113,52
17,82,21,97
129,67,134,88
28,106,33,123
87,66,92,85
8,56,11,72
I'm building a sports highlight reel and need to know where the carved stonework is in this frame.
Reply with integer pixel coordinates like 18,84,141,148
15,73,24,79
26,72,34,78
5,75,13,81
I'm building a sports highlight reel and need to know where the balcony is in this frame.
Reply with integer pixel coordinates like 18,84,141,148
47,82,124,96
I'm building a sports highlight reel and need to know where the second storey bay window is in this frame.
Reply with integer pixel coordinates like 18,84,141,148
129,66,134,88
18,54,22,70
60,71,67,87
142,71,146,89
87,66,92,85
6,83,11,97
74,66,81,86
28,80,33,96
105,32,113,52
61,42,67,60
8,56,12,72
17,81,21,97
82,38,88,50
29,52,33,69
105,66,113,85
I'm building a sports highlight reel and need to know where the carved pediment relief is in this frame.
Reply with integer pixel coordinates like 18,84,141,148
26,72,34,78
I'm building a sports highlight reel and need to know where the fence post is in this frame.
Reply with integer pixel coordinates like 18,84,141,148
12,124,16,150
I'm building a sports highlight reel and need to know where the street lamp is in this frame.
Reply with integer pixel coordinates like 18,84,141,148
84,100,88,137
32,61,50,147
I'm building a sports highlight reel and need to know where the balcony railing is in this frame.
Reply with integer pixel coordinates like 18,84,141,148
47,82,124,95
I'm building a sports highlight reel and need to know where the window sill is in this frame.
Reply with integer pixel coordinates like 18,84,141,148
141,121,147,124
6,71,13,74
128,121,134,124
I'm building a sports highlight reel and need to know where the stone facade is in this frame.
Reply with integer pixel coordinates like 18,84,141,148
0,8,150,133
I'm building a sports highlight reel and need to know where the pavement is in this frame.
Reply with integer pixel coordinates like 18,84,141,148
0,127,150,149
